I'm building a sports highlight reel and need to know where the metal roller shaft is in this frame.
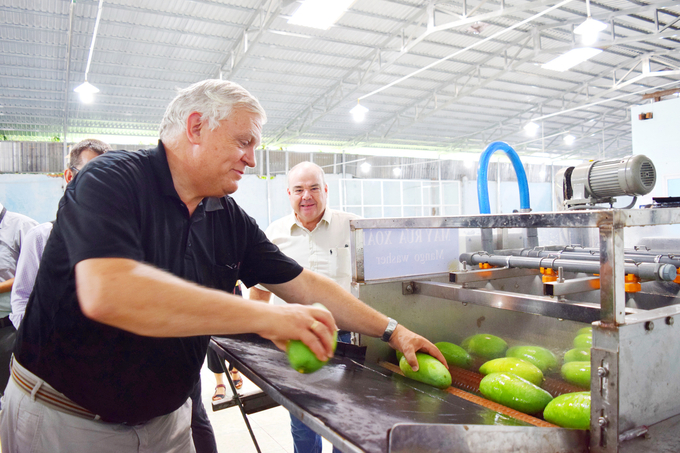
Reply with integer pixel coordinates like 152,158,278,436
509,247,680,267
459,252,677,281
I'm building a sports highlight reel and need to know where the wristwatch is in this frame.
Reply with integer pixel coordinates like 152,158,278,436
381,317,399,342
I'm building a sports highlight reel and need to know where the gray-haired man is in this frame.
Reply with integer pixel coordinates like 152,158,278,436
2,79,445,452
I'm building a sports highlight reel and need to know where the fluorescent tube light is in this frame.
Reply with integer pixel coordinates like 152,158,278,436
542,47,602,72
288,0,355,30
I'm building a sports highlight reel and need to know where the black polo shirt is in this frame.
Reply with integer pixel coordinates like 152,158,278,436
15,141,303,425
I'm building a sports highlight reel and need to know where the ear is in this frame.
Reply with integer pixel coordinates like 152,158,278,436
186,112,204,144
64,168,74,184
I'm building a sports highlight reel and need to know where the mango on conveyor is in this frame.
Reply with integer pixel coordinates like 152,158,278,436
287,303,338,374
479,372,553,414
573,333,592,348
576,326,592,336
461,334,508,359
435,341,473,369
564,347,590,363
543,392,591,429
561,361,591,389
399,353,452,389
479,357,544,386
506,345,558,373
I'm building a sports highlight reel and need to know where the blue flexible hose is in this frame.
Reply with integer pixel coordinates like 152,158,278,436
477,141,530,214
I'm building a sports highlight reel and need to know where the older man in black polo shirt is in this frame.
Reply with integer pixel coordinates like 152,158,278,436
1,79,446,452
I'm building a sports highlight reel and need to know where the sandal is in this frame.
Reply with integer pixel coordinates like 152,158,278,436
230,370,243,390
212,384,227,401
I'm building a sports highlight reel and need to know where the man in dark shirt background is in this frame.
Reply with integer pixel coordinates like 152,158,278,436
1,79,445,452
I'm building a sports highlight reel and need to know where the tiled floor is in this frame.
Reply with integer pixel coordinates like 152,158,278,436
199,361,334,453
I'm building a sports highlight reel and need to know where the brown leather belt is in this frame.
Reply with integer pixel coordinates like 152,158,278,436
10,356,101,421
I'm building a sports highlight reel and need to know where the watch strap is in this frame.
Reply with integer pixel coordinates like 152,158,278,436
380,318,398,342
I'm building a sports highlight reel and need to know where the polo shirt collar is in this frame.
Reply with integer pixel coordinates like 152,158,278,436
149,140,182,199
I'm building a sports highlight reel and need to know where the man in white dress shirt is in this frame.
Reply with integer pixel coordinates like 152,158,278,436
0,203,38,395
10,138,110,329
250,161,359,453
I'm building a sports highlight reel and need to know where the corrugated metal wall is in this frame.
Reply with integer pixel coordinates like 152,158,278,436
0,142,64,173
0,142,561,183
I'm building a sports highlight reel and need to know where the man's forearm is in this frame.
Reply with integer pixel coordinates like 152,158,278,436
77,258,287,337
0,278,14,294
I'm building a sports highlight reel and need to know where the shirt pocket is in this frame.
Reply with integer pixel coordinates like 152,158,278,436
329,247,351,279
211,264,239,293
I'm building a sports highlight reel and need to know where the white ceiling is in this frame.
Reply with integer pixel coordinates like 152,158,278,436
1,0,679,161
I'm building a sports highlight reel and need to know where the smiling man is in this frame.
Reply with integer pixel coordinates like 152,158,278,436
250,162,362,453
1,79,445,452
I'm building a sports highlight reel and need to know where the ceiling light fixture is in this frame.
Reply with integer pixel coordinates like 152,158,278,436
74,81,100,104
524,121,540,136
350,101,369,122
574,0,607,45
393,167,402,177
288,0,355,30
75,0,104,103
564,134,576,145
360,162,371,173
542,47,602,72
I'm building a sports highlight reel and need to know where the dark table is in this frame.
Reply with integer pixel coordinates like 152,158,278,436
209,334,513,453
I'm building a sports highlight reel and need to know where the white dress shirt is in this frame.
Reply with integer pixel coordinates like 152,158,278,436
10,222,52,328
0,202,39,318
262,208,361,305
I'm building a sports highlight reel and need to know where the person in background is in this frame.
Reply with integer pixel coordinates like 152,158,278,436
0,200,37,396
250,161,360,453
10,138,111,328
2,79,445,452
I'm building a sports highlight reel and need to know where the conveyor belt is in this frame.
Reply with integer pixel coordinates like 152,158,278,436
210,335,536,453
378,361,558,428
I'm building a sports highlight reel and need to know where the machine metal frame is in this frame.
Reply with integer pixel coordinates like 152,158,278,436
350,208,680,452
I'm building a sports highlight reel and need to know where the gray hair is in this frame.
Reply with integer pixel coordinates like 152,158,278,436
287,161,326,188
158,79,267,142
69,138,111,168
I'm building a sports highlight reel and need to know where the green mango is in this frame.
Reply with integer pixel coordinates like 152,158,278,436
287,303,338,374
573,334,593,348
435,341,473,369
561,361,591,389
506,346,558,373
576,326,592,336
479,372,553,414
479,357,544,386
461,334,508,359
543,392,591,429
564,348,591,363
399,353,452,389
